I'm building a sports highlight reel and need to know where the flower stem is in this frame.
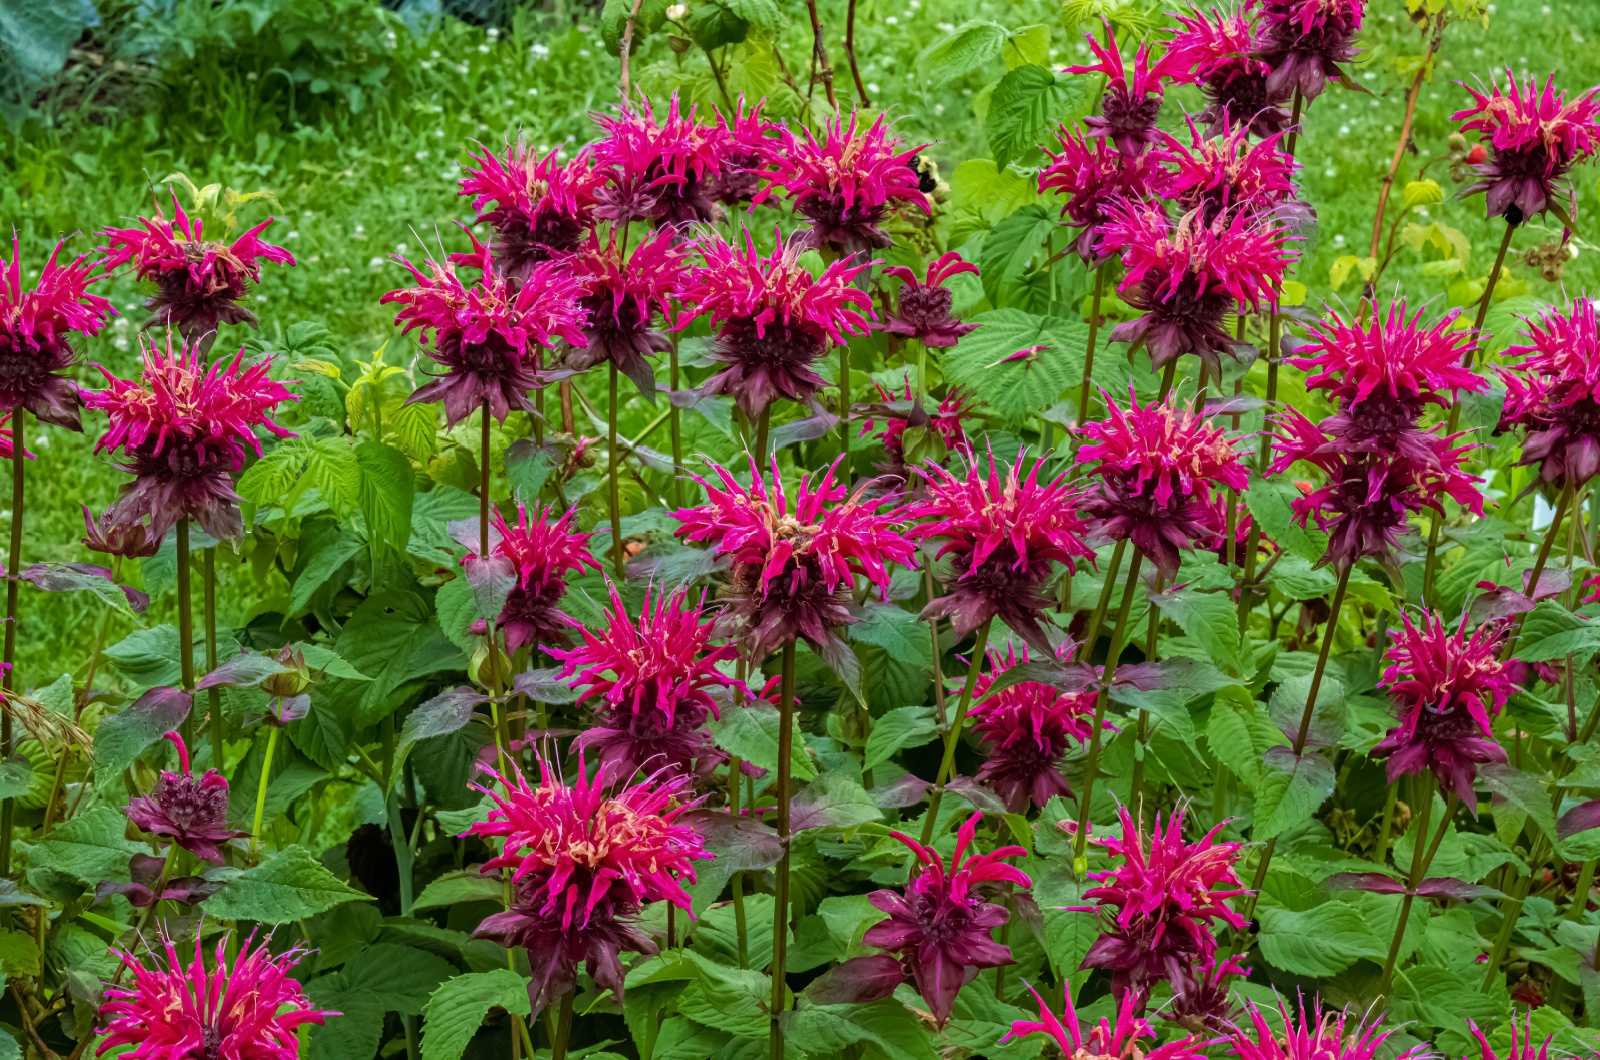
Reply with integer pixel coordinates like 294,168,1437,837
1082,540,1128,654
1128,573,1165,809
205,547,224,771
1501,482,1572,660
609,364,625,579
1073,548,1146,870
844,0,869,103
249,725,279,860
1378,792,1458,997
617,0,646,95
1077,267,1106,429
1367,18,1444,271
918,618,994,845
754,407,771,464
0,404,20,875
769,640,798,1060
801,0,839,111
1373,779,1399,865
728,754,749,967
479,401,493,559
176,518,196,748
551,990,575,1060
839,341,851,485
669,338,684,509
1284,89,1305,158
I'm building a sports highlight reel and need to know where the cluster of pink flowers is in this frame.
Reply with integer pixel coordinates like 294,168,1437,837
124,732,246,863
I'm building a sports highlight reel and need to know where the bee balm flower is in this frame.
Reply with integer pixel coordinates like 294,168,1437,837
565,228,685,397
1499,298,1600,488
459,140,602,276
1,235,114,429
965,642,1103,812
882,252,980,349
1164,122,1298,224
1454,71,1600,226
592,95,729,226
1162,4,1291,138
1229,995,1430,1060
1255,0,1366,102
1003,981,1207,1060
463,501,601,654
1067,25,1171,157
1039,128,1172,265
124,732,247,863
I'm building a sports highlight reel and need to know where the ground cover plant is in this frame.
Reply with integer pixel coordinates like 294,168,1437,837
6,0,1600,1058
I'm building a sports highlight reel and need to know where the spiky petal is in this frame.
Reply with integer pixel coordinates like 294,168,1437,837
1467,1015,1552,1060
966,642,1103,812
1162,5,1291,137
465,502,601,654
712,96,785,206
123,731,247,863
1067,24,1173,156
1039,127,1173,264
1499,298,1600,489
592,94,729,225
565,228,685,397
1003,981,1208,1060
1255,0,1366,102
1229,995,1433,1060
882,252,980,349
1164,122,1298,223
858,378,976,480
0,234,115,429
1453,71,1600,225
863,813,1031,1025
459,140,603,276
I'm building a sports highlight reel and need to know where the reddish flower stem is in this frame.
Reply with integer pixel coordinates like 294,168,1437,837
839,342,851,485
844,0,869,105
918,618,994,846
1077,267,1107,429
551,990,575,1060
1367,17,1447,281
206,547,224,771
609,364,625,579
0,406,22,875
1128,572,1165,808
1378,792,1457,997
618,0,646,96
801,0,839,111
769,639,798,1060
669,338,684,509
176,518,196,749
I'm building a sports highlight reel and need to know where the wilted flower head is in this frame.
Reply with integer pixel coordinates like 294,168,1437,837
565,228,685,397
1067,25,1172,156
1163,4,1291,137
1255,0,1366,101
97,932,330,1060
1003,981,1207,1060
593,94,728,225
1167,953,1249,1032
882,252,980,348
712,97,783,206
759,110,927,255
1372,609,1510,809
677,228,874,417
459,140,603,276
1079,390,1248,578
911,449,1094,655
83,334,296,540
1,235,114,430
1164,123,1298,223
863,814,1031,1025
1081,802,1247,1001
386,234,588,427
1500,297,1600,488
1454,71,1600,226
859,378,976,479
99,192,294,340
673,456,915,662
466,751,708,1015
966,641,1102,812
81,503,163,558
467,501,601,654
1229,995,1430,1060
1101,202,1293,372
1039,129,1173,264
124,731,248,863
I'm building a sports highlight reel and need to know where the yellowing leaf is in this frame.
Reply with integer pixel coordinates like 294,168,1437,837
1402,179,1445,209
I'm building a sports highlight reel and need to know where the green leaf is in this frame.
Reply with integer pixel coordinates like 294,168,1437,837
0,0,98,85
0,755,31,800
105,624,235,691
204,845,371,923
237,436,311,507
306,976,385,1060
27,806,139,885
978,205,1057,310
1480,763,1558,842
687,0,749,50
677,966,771,1040
1253,748,1335,840
0,931,41,978
985,64,1088,167
918,19,1007,87
1152,587,1243,674
1246,473,1329,564
850,600,933,676
943,308,1087,423
345,943,458,1015
357,440,416,558
1205,689,1284,792
391,400,439,461
710,702,816,782
1257,900,1382,976
395,687,486,777
863,706,939,773
307,436,361,518
1267,673,1347,749
1518,601,1600,663
783,999,938,1060
290,526,363,615
413,871,505,912
334,591,465,726
422,970,534,1060
790,772,882,831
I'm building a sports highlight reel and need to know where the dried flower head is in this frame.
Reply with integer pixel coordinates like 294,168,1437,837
466,501,601,654
1003,980,1207,1060
124,731,248,863
1500,297,1600,488
1078,390,1248,578
97,932,331,1060
1454,71,1600,226
1372,609,1510,809
565,228,685,397
1163,4,1291,137
466,752,708,1015
1255,0,1366,102
99,192,294,340
1165,123,1298,223
882,252,980,349
864,814,1031,1025
1229,995,1431,1060
677,228,874,417
459,140,603,276
593,95,728,225
966,642,1102,812
1,235,114,430
1039,129,1173,264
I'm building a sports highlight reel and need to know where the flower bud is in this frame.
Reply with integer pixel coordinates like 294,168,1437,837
260,646,312,698
470,641,513,690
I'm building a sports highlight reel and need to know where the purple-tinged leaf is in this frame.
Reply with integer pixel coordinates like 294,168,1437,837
802,955,904,1006
1321,871,1408,895
771,412,839,453
197,651,295,691
91,686,193,779
96,853,221,907
868,775,929,809
680,808,783,871
447,516,503,557
394,686,489,774
14,561,148,614
463,553,517,624
1413,877,1503,902
1116,657,1234,695
978,657,1093,698
512,667,581,705
1468,585,1537,624
946,776,1006,815
1559,799,1600,840
790,774,883,832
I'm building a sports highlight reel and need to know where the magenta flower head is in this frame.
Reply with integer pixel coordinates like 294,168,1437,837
1078,389,1248,579
553,582,738,781
1165,122,1298,224
1163,4,1291,138
1255,0,1366,102
1467,1015,1552,1060
1068,25,1178,157
673,456,915,663
677,227,874,418
1229,995,1431,1060
712,96,783,207
466,751,709,1015
863,813,1031,1025
97,932,330,1060
459,140,602,277
966,641,1103,812
1271,407,1481,574
565,228,685,397
1453,71,1600,226
124,731,248,863
1101,202,1293,373
465,501,601,654
860,378,976,480
1003,981,1207,1060
99,192,294,341
1082,802,1246,1002
1039,129,1172,264
883,252,979,349
758,110,928,255
1,234,115,430
83,334,296,541
1500,298,1600,488
1371,609,1510,809
911,449,1094,656
592,94,729,225
384,234,588,428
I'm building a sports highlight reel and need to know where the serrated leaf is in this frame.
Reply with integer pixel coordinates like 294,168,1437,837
421,969,533,1060
711,703,816,782
943,308,1087,423
1480,762,1558,842
204,846,370,922
92,686,192,782
28,806,140,885
790,772,882,831
334,590,465,726
1268,673,1346,748
345,943,458,1015
918,19,1007,87
978,206,1057,311
1246,472,1329,564
1152,587,1243,674
1518,601,1600,663
356,440,416,557
413,871,505,912
1253,747,1335,840
395,686,487,778
850,600,933,676
863,706,939,773
985,64,1088,167
1256,900,1381,976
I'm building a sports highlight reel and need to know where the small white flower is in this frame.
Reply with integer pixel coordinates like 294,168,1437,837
885,15,898,23
933,102,944,116
486,26,499,38
286,230,300,240
369,257,385,269
478,44,490,54
1332,234,1346,248
667,3,687,18
867,82,881,94
415,149,430,161
579,49,591,57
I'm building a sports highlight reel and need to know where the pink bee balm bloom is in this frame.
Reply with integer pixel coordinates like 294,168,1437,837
1039,128,1173,264
553,582,738,782
593,94,729,225
910,449,1094,656
1,234,114,429
1499,298,1600,488
965,641,1103,812
1229,995,1432,1060
124,731,247,863
1467,1015,1552,1060
712,96,784,207
99,192,294,341
1003,980,1208,1060
1081,802,1247,1002
459,140,603,276
1255,0,1366,102
882,252,980,349
97,932,330,1060
1454,71,1600,226
565,227,685,397
383,232,588,427
1166,953,1249,1031
466,752,709,1015
1164,122,1299,224
1078,389,1248,578
83,334,297,541
1371,609,1510,810
1100,202,1294,373
464,501,601,654
759,110,928,255
863,813,1031,1025
677,227,875,417
859,377,976,480
1067,24,1173,157
673,455,915,663
1163,5,1291,138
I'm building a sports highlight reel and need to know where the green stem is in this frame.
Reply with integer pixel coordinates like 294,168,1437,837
206,547,224,771
249,725,279,859
755,407,771,464
609,364,625,578
1501,482,1572,660
770,641,798,1060
551,990,575,1060
1082,540,1128,654
1077,267,1106,429
1129,573,1165,808
176,518,196,748
1378,793,1457,996
0,406,21,875
1374,779,1400,865
479,401,492,559
919,618,994,846
669,339,683,510
839,341,851,485
1073,549,1146,869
